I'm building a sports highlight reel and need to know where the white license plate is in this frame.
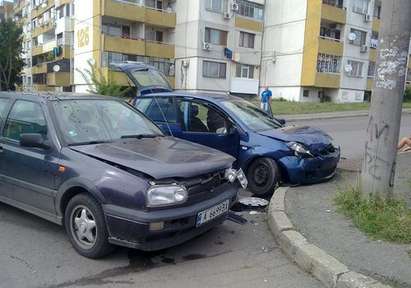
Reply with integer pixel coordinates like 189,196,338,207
196,200,229,227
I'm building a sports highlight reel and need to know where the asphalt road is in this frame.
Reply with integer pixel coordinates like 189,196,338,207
291,114,411,160
0,190,321,288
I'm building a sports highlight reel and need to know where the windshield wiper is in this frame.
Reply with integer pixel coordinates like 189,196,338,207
120,134,164,139
68,140,111,146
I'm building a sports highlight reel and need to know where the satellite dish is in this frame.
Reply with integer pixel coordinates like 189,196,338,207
348,33,357,41
344,64,353,73
53,64,61,72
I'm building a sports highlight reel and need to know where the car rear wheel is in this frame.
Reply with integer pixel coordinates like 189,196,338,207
64,194,113,259
247,158,279,197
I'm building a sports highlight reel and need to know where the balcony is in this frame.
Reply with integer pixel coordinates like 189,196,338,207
103,34,145,55
372,18,381,32
145,41,175,59
101,68,131,86
31,0,54,19
145,7,176,28
369,48,377,62
315,72,340,88
32,22,55,38
33,84,54,92
318,37,344,56
55,0,72,8
32,63,48,75
321,3,346,24
234,15,264,32
367,78,374,90
32,45,44,57
47,72,71,86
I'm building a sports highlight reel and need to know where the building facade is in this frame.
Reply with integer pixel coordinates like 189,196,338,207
261,0,387,103
0,1,14,22
174,0,264,95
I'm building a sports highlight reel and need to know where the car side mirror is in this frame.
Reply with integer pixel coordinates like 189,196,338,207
20,133,50,149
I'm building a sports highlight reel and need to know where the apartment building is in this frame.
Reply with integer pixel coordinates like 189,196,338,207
0,1,14,22
13,0,176,92
174,0,264,95
262,0,385,103
73,0,176,92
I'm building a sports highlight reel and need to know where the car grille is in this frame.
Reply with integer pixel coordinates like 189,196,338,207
180,170,228,206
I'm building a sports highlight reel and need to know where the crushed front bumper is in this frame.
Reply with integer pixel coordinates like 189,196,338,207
103,183,238,251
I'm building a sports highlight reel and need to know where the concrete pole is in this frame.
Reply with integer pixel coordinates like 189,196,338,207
361,0,411,198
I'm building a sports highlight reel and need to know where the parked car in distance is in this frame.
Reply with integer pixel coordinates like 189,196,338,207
0,92,244,258
135,92,341,196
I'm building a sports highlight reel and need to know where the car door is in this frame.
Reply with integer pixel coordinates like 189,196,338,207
173,98,240,157
0,97,13,199
134,97,182,135
0,99,58,214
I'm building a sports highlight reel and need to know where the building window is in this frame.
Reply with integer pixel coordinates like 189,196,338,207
323,0,344,8
373,2,381,18
303,90,310,97
368,61,375,77
237,0,264,20
349,28,367,46
204,27,227,46
352,0,369,15
236,64,254,78
370,31,378,49
317,53,341,73
320,22,341,41
347,60,364,77
146,0,163,10
206,0,223,13
239,31,255,48
203,61,226,79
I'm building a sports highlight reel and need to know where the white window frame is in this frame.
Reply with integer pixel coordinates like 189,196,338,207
352,0,369,15
347,60,364,78
203,60,226,79
205,0,223,13
239,31,255,48
317,53,341,74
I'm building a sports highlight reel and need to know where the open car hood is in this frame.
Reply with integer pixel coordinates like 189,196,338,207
70,137,235,179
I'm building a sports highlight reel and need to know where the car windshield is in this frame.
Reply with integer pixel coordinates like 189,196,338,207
53,99,163,145
131,69,170,88
222,99,283,131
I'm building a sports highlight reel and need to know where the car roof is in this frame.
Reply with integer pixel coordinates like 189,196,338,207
143,91,246,103
0,92,120,102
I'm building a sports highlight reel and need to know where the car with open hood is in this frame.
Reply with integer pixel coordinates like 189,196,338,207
0,92,245,258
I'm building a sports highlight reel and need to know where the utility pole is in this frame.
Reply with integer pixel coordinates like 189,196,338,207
361,0,411,199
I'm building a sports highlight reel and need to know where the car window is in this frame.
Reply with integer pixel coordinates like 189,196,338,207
0,98,10,122
53,99,163,145
179,100,229,134
3,100,47,141
135,97,177,123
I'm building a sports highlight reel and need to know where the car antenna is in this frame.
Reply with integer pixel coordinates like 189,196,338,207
153,96,174,137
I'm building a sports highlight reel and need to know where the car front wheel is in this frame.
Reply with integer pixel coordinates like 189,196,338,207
64,194,113,259
247,157,280,197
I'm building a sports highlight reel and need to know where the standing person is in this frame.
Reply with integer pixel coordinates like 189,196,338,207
260,87,272,112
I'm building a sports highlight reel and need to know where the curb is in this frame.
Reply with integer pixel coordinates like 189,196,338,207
268,187,391,288
283,109,411,122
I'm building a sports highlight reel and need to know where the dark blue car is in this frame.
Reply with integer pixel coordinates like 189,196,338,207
135,92,341,196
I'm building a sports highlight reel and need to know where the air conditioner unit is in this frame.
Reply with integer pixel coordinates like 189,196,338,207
202,42,211,51
224,12,231,19
360,45,368,53
231,2,239,12
364,14,371,22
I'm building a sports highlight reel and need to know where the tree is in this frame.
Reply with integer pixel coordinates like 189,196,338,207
0,20,24,91
77,61,131,97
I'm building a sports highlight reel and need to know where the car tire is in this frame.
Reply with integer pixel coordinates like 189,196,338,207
247,157,280,197
64,194,114,259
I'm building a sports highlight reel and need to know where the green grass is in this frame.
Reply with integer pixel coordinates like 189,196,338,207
335,186,411,243
268,100,411,115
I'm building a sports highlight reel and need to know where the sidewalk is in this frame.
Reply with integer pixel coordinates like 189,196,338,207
283,154,411,287
282,108,411,122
